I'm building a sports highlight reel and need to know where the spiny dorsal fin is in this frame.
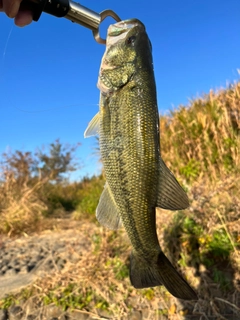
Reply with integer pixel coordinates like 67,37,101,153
156,158,189,210
96,183,122,230
84,112,100,138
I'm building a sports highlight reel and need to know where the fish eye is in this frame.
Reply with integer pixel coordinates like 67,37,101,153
126,35,136,46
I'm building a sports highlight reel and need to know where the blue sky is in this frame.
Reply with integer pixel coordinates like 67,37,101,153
1,0,240,180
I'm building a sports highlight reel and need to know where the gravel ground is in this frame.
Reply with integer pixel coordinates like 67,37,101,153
0,230,89,278
0,221,97,320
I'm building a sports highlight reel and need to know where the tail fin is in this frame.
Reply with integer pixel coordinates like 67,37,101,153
130,251,197,300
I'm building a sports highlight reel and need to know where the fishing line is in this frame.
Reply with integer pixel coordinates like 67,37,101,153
1,24,14,78
2,25,14,59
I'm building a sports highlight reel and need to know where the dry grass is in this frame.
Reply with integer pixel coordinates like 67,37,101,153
0,171,47,236
160,82,240,182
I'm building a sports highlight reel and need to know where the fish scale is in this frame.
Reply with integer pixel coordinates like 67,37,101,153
85,18,197,300
101,83,159,253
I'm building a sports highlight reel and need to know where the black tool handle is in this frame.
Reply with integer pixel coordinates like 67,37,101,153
21,0,70,21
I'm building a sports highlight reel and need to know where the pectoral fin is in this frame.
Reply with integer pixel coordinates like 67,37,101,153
84,112,100,138
96,183,122,230
156,158,189,210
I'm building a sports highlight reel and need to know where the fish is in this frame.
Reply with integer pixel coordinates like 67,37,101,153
84,18,197,300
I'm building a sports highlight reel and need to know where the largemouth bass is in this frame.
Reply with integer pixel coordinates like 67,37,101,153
85,18,197,300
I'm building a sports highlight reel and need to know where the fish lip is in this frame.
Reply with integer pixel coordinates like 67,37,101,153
108,18,145,37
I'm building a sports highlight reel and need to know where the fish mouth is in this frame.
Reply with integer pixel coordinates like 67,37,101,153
107,18,145,44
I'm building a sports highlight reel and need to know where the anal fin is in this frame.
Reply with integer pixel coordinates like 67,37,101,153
157,158,189,210
96,183,122,230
